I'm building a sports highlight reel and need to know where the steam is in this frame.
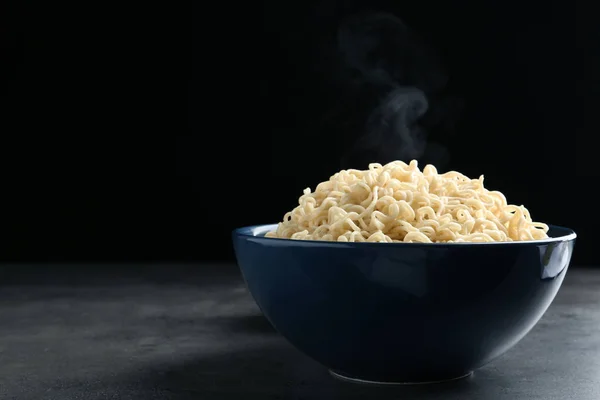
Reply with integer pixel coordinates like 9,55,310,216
354,87,428,163
335,12,460,169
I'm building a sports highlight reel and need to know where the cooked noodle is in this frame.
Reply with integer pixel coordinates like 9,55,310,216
265,160,548,243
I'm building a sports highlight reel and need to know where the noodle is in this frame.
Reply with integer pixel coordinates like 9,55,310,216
265,160,549,243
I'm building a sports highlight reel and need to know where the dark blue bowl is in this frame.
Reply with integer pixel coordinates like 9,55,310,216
232,224,576,384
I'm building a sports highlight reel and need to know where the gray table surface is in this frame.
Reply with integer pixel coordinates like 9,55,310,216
0,264,598,400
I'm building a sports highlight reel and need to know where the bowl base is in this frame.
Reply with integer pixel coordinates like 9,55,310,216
329,369,474,386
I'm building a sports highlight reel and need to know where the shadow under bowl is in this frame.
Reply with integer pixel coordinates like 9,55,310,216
232,224,576,384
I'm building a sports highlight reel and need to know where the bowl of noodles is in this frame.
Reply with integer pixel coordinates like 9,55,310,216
232,160,576,384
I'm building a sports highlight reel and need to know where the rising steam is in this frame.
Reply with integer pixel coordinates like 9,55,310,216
334,12,460,169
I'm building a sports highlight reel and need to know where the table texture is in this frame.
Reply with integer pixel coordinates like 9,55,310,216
0,264,598,400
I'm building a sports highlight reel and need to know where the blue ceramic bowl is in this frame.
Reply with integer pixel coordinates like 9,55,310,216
232,224,576,384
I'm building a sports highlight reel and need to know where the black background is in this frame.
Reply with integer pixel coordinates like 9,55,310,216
1,1,592,265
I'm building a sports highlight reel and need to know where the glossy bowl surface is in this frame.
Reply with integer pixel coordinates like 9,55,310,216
232,224,576,383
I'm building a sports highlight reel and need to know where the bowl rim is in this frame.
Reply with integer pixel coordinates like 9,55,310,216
233,223,576,247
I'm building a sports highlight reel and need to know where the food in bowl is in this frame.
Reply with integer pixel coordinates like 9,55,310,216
266,160,548,243
233,161,576,384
